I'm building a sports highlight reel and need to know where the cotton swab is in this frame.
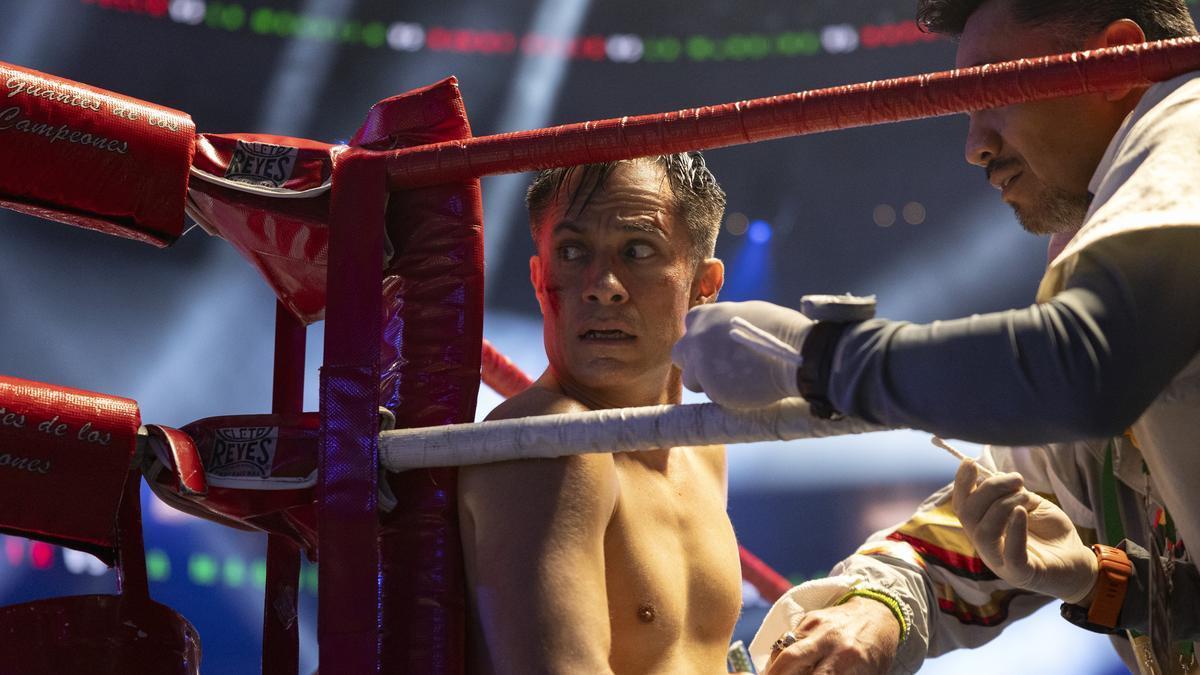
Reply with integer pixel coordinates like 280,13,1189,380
728,316,803,367
931,436,996,477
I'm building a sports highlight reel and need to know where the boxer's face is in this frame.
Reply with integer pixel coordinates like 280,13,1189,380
530,161,723,406
957,0,1142,234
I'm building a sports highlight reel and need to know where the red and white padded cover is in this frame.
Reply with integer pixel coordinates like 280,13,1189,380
142,414,320,557
0,375,140,564
0,61,195,247
183,81,476,326
186,134,337,323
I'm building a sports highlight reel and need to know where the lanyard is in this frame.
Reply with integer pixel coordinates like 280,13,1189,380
1102,439,1125,545
1101,439,1197,674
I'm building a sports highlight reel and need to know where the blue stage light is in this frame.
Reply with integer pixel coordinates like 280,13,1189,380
748,219,772,244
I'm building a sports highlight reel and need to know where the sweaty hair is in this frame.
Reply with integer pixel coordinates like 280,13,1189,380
917,0,1197,43
525,152,727,262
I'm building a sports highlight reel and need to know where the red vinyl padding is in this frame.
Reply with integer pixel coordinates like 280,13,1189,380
0,375,140,564
0,62,195,246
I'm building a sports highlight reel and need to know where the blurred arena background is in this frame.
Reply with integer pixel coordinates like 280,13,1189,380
6,0,1194,671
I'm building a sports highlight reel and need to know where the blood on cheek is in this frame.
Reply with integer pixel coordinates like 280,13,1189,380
540,277,563,314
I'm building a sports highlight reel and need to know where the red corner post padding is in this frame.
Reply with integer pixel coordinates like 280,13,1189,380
0,62,196,247
357,78,484,675
0,375,140,563
179,79,482,670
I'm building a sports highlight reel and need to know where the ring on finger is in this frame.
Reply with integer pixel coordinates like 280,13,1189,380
771,630,800,653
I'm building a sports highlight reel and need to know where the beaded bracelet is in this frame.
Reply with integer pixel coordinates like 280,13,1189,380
833,585,912,645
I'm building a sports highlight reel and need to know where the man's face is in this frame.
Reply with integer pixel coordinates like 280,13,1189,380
957,0,1122,234
530,161,722,403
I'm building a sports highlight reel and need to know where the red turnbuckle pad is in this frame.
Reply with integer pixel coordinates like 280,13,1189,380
0,375,140,564
0,61,196,247
186,133,336,324
142,414,321,557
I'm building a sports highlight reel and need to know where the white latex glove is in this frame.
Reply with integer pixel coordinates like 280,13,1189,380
952,461,1099,604
671,301,812,409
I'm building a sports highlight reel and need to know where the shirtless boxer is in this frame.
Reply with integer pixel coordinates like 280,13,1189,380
458,153,741,673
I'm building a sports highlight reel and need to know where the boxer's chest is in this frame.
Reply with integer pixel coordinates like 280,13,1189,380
604,447,742,670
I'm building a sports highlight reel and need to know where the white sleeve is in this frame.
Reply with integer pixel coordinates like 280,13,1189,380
748,444,1099,674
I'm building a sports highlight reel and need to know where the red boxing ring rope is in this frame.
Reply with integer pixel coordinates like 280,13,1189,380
479,339,533,399
384,37,1200,188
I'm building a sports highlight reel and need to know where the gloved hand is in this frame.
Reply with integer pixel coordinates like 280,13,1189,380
671,301,813,409
952,461,1099,604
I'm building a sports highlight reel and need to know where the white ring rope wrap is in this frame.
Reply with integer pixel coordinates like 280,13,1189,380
380,398,893,471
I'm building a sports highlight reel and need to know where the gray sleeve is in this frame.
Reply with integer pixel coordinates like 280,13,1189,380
826,229,1200,446
1115,539,1200,639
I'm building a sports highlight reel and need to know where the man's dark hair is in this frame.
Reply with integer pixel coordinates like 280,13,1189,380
917,0,1197,43
525,152,727,262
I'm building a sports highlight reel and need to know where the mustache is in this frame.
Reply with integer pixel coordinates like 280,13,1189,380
985,157,1022,181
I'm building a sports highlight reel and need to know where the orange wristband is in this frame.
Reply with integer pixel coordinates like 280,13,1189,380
1086,544,1132,628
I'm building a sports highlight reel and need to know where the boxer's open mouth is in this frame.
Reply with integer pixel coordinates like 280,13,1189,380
580,329,635,341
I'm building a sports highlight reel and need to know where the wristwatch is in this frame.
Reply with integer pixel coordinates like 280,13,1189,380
1087,544,1132,628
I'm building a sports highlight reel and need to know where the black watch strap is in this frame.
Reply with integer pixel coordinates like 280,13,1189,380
796,321,850,419
1060,602,1124,635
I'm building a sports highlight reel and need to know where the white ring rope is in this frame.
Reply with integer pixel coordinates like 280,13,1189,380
380,398,894,471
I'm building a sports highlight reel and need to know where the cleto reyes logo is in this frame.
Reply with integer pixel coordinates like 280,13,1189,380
224,140,298,188
207,426,277,479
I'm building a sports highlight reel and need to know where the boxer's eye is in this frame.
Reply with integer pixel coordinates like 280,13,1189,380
557,244,585,261
624,242,655,260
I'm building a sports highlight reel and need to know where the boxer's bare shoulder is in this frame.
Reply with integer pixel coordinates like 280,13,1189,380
483,378,591,421
460,379,741,673
459,382,621,673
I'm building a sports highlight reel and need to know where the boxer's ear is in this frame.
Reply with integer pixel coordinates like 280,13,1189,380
692,258,724,306
1092,19,1146,102
530,255,547,314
